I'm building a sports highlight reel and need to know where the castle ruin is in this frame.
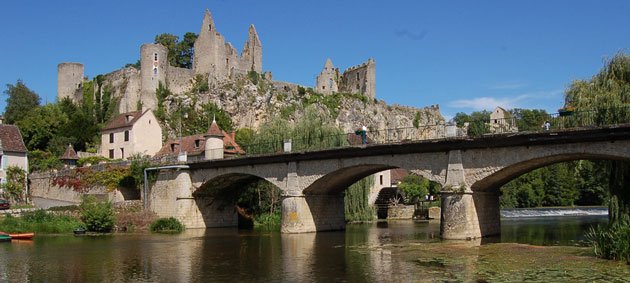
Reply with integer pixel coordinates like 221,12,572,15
57,9,375,113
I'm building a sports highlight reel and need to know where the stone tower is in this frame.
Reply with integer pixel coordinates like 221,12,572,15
315,58,339,95
140,43,168,110
240,25,262,73
204,118,224,160
339,58,376,99
57,62,84,102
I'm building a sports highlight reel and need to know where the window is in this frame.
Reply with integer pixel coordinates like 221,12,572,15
380,175,383,185
153,67,158,75
109,149,114,159
120,148,125,159
124,130,129,142
209,24,212,31
194,140,200,148
322,85,326,90
170,144,176,152
356,73,360,80
154,53,158,61
109,133,114,143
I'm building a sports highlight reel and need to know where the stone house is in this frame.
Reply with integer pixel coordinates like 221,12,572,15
489,106,517,133
154,120,244,162
0,124,28,186
100,109,162,160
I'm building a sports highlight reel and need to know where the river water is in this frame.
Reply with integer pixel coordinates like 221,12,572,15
1,208,629,282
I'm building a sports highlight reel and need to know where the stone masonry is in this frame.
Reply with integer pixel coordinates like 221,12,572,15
146,127,630,238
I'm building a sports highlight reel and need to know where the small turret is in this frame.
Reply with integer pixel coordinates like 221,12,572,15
60,144,79,168
204,117,224,160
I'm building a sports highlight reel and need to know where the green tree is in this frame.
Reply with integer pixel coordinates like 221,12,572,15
154,32,198,69
3,80,41,124
16,104,68,152
344,176,376,221
397,174,430,203
509,108,549,131
453,110,491,137
154,33,179,67
79,196,115,233
1,166,27,203
563,53,630,223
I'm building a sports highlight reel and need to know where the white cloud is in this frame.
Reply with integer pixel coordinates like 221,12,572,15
448,89,564,111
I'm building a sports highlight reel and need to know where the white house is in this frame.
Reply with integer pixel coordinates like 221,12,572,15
0,124,28,185
100,110,162,159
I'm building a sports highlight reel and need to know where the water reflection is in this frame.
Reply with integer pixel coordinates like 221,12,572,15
1,215,626,282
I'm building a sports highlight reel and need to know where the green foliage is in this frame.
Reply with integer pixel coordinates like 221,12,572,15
79,196,115,233
254,212,281,229
398,174,440,203
150,217,184,233
124,60,141,69
453,110,491,137
0,166,27,203
509,108,549,131
0,210,82,233
279,105,297,119
191,74,209,93
17,104,68,153
246,105,347,154
77,156,110,167
344,176,376,222
413,112,422,128
154,82,171,123
500,162,590,208
28,150,63,172
235,128,255,148
586,219,630,263
3,80,41,124
248,70,260,85
128,154,154,191
563,52,630,224
154,32,198,69
297,86,306,95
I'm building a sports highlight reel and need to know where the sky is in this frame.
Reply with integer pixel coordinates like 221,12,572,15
1,0,629,120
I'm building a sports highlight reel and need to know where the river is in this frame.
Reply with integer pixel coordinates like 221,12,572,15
1,208,629,282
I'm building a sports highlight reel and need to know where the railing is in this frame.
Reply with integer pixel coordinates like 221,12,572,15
222,106,630,159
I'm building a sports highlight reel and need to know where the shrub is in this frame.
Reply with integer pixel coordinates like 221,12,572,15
150,217,184,233
0,210,81,233
254,212,281,229
586,220,630,263
79,196,115,233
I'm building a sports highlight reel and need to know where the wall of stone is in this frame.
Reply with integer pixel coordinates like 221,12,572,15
140,44,168,110
29,171,129,206
339,59,375,99
100,67,142,113
166,66,194,95
387,205,415,220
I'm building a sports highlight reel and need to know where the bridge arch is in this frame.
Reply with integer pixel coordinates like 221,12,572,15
469,142,630,192
303,164,397,195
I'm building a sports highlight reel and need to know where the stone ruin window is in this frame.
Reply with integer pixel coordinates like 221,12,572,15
328,79,333,89
322,86,326,90
153,67,158,75
356,73,360,80
209,24,212,31
154,53,158,61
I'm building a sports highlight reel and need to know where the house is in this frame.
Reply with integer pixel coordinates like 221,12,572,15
154,119,244,162
489,106,517,133
100,109,162,160
0,124,28,184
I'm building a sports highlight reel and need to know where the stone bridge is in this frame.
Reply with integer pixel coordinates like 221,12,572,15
148,125,630,239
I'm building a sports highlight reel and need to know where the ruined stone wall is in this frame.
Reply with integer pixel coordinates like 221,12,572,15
100,67,142,113
166,66,194,95
339,59,375,99
57,63,84,102
315,59,339,95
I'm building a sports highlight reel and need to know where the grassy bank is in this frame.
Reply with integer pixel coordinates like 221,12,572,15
254,212,281,230
0,210,81,233
586,220,630,264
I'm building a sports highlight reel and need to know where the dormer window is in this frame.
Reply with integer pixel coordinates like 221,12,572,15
194,140,201,148
170,143,176,152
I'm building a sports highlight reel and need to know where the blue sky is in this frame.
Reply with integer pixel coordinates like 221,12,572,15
1,0,628,119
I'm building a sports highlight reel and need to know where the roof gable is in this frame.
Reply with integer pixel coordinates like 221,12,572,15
0,124,27,153
102,110,148,131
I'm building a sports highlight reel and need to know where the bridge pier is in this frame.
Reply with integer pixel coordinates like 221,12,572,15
281,194,345,233
440,190,500,239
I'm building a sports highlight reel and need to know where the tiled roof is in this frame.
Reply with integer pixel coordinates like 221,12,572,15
102,110,146,131
155,131,245,158
206,121,223,137
0,124,27,153
390,168,408,185
60,144,79,160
